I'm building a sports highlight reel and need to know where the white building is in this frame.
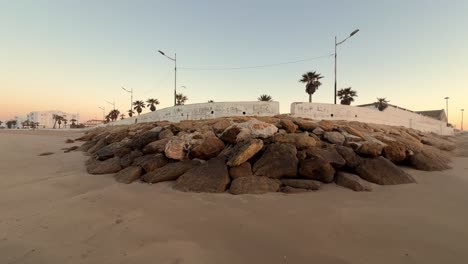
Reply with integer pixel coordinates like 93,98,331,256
14,115,27,128
27,111,80,128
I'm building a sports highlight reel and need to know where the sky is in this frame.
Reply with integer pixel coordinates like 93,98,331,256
0,0,467,127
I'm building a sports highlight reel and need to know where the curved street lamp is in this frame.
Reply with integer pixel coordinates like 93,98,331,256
158,50,177,106
334,29,360,104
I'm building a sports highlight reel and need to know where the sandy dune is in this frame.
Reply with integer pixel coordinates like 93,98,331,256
1,130,468,264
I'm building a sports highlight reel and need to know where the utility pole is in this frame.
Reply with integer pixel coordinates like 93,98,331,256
444,97,450,125
122,86,133,113
334,29,359,104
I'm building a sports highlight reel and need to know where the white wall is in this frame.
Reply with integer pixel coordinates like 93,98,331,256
108,101,280,126
291,102,454,135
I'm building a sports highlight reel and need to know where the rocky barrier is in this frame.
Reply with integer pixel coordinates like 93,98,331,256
75,115,456,194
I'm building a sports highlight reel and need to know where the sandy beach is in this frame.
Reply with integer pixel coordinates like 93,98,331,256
1,130,468,264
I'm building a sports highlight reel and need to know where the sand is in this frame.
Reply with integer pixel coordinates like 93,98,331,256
1,130,468,264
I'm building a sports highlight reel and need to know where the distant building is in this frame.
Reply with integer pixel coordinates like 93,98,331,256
415,110,448,123
14,115,27,128
83,119,104,127
26,111,80,128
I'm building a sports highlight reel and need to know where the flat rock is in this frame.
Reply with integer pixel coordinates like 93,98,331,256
421,135,456,151
233,119,278,140
281,179,321,190
298,156,336,183
229,176,280,195
335,172,372,191
323,131,345,145
126,131,160,150
281,186,309,194
227,139,264,167
279,119,298,133
141,154,170,172
142,160,201,183
191,135,225,160
356,156,416,185
142,138,171,154
336,145,361,168
174,158,230,193
304,146,346,168
114,166,142,184
318,120,336,131
293,119,319,131
87,157,122,175
253,143,298,178
96,142,130,160
229,162,253,179
272,132,316,149
408,145,451,171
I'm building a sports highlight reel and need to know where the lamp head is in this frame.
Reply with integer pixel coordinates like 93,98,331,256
350,29,360,36
158,50,165,56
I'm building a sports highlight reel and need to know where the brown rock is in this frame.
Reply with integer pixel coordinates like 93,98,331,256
126,131,160,150
96,142,130,160
88,138,107,154
336,145,361,168
229,162,253,179
141,154,169,172
253,143,298,179
356,142,384,157
78,140,98,152
281,179,321,190
87,157,122,175
114,166,142,184
220,126,242,144
191,135,225,160
227,139,264,167
213,119,232,133
335,172,372,191
120,150,143,168
104,127,129,144
421,135,456,151
356,156,416,185
229,176,280,195
65,139,74,143
342,126,365,139
382,140,407,163
174,158,230,193
408,145,451,171
64,146,79,153
279,119,298,133
142,160,201,183
293,119,319,131
158,129,174,140
304,146,346,168
312,127,325,136
272,132,316,149
323,131,345,145
165,137,188,160
281,186,309,194
298,156,335,183
142,138,171,154
318,120,335,131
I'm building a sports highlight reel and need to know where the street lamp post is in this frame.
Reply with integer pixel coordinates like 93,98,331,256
444,97,450,125
158,50,177,106
122,86,133,113
462,109,464,131
334,29,359,104
98,107,105,121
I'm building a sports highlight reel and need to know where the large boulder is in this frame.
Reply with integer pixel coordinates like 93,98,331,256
191,135,225,160
293,119,319,131
318,120,336,131
304,146,346,168
336,145,361,168
87,138,107,154
335,172,372,192
253,143,298,179
141,154,170,173
87,157,122,175
226,139,264,167
164,137,188,160
126,131,160,150
356,157,416,185
220,126,242,144
356,142,384,157
96,142,131,161
158,129,174,140
142,160,201,183
114,166,142,184
323,131,345,145
142,138,171,154
281,179,321,190
298,156,335,183
229,176,280,195
381,140,408,163
230,119,278,141
104,126,129,144
421,135,456,151
279,119,298,133
120,150,143,168
408,145,451,171
174,158,230,193
229,162,253,179
212,119,232,134
272,132,316,149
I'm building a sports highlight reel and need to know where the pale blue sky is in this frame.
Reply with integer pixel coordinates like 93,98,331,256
0,0,467,125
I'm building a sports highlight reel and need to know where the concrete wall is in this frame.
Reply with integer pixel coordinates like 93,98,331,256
108,101,280,126
291,102,454,135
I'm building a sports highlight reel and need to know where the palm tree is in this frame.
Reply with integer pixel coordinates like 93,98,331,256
375,98,390,111
107,109,120,121
208,100,214,103
258,94,273,102
120,114,125,120
133,100,145,115
70,119,77,126
127,109,135,117
146,98,160,112
175,93,188,105
52,114,58,129
57,116,63,128
299,71,323,103
63,118,68,128
337,87,358,105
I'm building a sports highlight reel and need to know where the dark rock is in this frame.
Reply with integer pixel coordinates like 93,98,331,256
298,156,336,183
126,131,160,150
132,154,159,167
229,162,253,179
64,146,79,153
158,129,174,140
220,126,242,144
304,146,346,168
114,166,142,184
336,145,361,168
174,158,230,193
281,186,309,194
120,150,143,168
142,138,171,154
253,143,298,179
87,157,122,175
281,179,321,190
356,156,416,185
78,140,98,152
335,172,372,191
421,135,456,151
213,119,232,134
141,154,169,173
142,160,201,183
279,119,298,133
104,127,129,144
65,139,74,143
226,139,264,167
272,132,316,149
191,135,225,160
88,138,107,154
408,145,451,171
38,152,54,156
312,127,325,136
229,176,280,195
323,131,345,145
96,142,130,160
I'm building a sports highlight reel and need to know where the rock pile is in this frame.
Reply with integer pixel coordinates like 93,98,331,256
75,116,456,194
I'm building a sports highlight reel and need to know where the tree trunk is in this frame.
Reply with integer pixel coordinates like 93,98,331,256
309,93,312,103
